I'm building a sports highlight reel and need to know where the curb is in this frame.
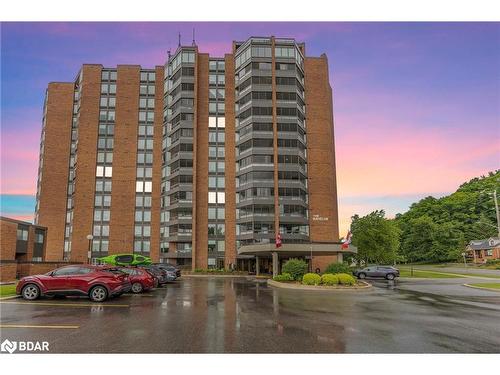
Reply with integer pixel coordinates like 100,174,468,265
0,295,20,300
463,283,500,292
267,279,371,291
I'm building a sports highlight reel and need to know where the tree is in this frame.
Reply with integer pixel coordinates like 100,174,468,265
351,210,401,265
400,216,464,263
396,170,499,262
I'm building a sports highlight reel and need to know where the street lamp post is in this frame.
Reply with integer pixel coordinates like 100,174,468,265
86,234,93,264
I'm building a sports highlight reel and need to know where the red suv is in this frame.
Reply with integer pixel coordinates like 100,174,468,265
114,267,155,293
16,265,131,302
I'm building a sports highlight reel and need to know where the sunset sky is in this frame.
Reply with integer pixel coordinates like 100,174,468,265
1,22,499,235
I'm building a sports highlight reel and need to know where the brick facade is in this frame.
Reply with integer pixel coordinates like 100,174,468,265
224,54,237,268
71,65,102,263
193,53,209,269
109,66,140,254
37,82,74,260
31,37,341,272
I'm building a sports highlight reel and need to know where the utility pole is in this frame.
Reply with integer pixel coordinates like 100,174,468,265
494,190,500,238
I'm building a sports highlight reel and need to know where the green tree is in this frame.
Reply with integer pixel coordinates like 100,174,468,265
351,210,401,264
396,170,499,262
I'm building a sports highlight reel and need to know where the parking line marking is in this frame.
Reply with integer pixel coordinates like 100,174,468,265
0,301,129,308
0,324,79,329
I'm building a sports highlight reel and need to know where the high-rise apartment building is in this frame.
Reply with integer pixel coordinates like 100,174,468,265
35,36,348,272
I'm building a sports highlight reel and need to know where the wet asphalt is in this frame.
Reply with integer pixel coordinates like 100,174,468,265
1,276,499,353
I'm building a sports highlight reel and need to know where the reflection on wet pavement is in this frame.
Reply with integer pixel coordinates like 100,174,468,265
1,277,499,353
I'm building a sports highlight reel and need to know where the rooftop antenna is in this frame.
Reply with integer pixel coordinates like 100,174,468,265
192,28,196,46
178,32,181,48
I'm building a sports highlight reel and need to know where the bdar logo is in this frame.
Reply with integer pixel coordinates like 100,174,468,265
1,339,17,354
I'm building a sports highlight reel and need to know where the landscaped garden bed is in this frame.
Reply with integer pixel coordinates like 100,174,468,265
268,259,371,290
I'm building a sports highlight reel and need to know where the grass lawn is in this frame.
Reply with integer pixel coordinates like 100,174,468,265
399,269,461,278
468,283,500,290
0,283,18,297
399,266,500,279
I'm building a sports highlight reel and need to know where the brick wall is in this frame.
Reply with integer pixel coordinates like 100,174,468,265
304,56,340,243
150,66,165,263
0,220,17,261
193,53,209,270
37,82,74,260
71,65,102,262
109,65,140,254
224,53,237,268
304,56,340,268
0,262,17,282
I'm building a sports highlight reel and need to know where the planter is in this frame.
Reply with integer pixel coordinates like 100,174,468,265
267,279,371,291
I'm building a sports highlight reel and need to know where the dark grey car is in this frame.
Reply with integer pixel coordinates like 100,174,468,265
353,266,400,280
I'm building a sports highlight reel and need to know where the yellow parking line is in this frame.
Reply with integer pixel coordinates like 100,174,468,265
0,324,79,329
0,301,129,308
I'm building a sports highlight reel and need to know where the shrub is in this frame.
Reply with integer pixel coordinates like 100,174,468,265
302,273,322,285
273,273,293,282
321,273,340,286
325,262,353,275
337,273,356,286
194,268,204,273
282,258,308,281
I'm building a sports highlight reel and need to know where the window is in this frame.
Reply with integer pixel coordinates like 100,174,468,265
17,227,29,241
208,192,217,204
209,117,217,127
217,192,225,204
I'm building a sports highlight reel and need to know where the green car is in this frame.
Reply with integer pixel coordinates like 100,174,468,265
98,253,152,266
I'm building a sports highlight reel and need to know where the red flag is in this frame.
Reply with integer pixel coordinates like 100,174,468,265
342,230,352,249
275,233,282,248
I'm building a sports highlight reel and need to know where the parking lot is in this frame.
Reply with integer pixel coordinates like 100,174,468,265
1,276,500,353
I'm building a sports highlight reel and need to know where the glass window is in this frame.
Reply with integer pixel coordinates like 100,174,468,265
209,177,217,188
17,228,29,241
209,117,217,127
217,192,225,204
208,207,216,219
208,192,217,204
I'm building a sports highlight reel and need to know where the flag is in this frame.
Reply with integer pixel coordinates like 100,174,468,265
342,230,352,249
275,233,282,248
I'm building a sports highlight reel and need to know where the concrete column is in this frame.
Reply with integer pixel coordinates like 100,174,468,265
272,252,279,277
337,252,343,263
256,256,260,276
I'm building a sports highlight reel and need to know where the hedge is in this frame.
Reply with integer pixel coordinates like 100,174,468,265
325,262,353,275
337,273,356,285
302,273,322,285
321,273,339,286
282,258,308,281
273,273,293,282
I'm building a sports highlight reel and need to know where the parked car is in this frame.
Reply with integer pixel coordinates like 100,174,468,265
153,263,181,278
138,265,170,285
353,266,400,280
113,266,155,293
98,253,152,266
16,265,131,302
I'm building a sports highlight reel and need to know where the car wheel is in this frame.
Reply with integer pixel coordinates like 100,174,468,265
358,273,366,279
131,282,143,294
386,273,395,280
22,284,40,300
89,285,108,302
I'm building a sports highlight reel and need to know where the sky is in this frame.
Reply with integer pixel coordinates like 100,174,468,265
1,22,499,235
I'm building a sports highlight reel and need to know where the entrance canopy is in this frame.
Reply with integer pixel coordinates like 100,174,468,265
237,242,357,257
